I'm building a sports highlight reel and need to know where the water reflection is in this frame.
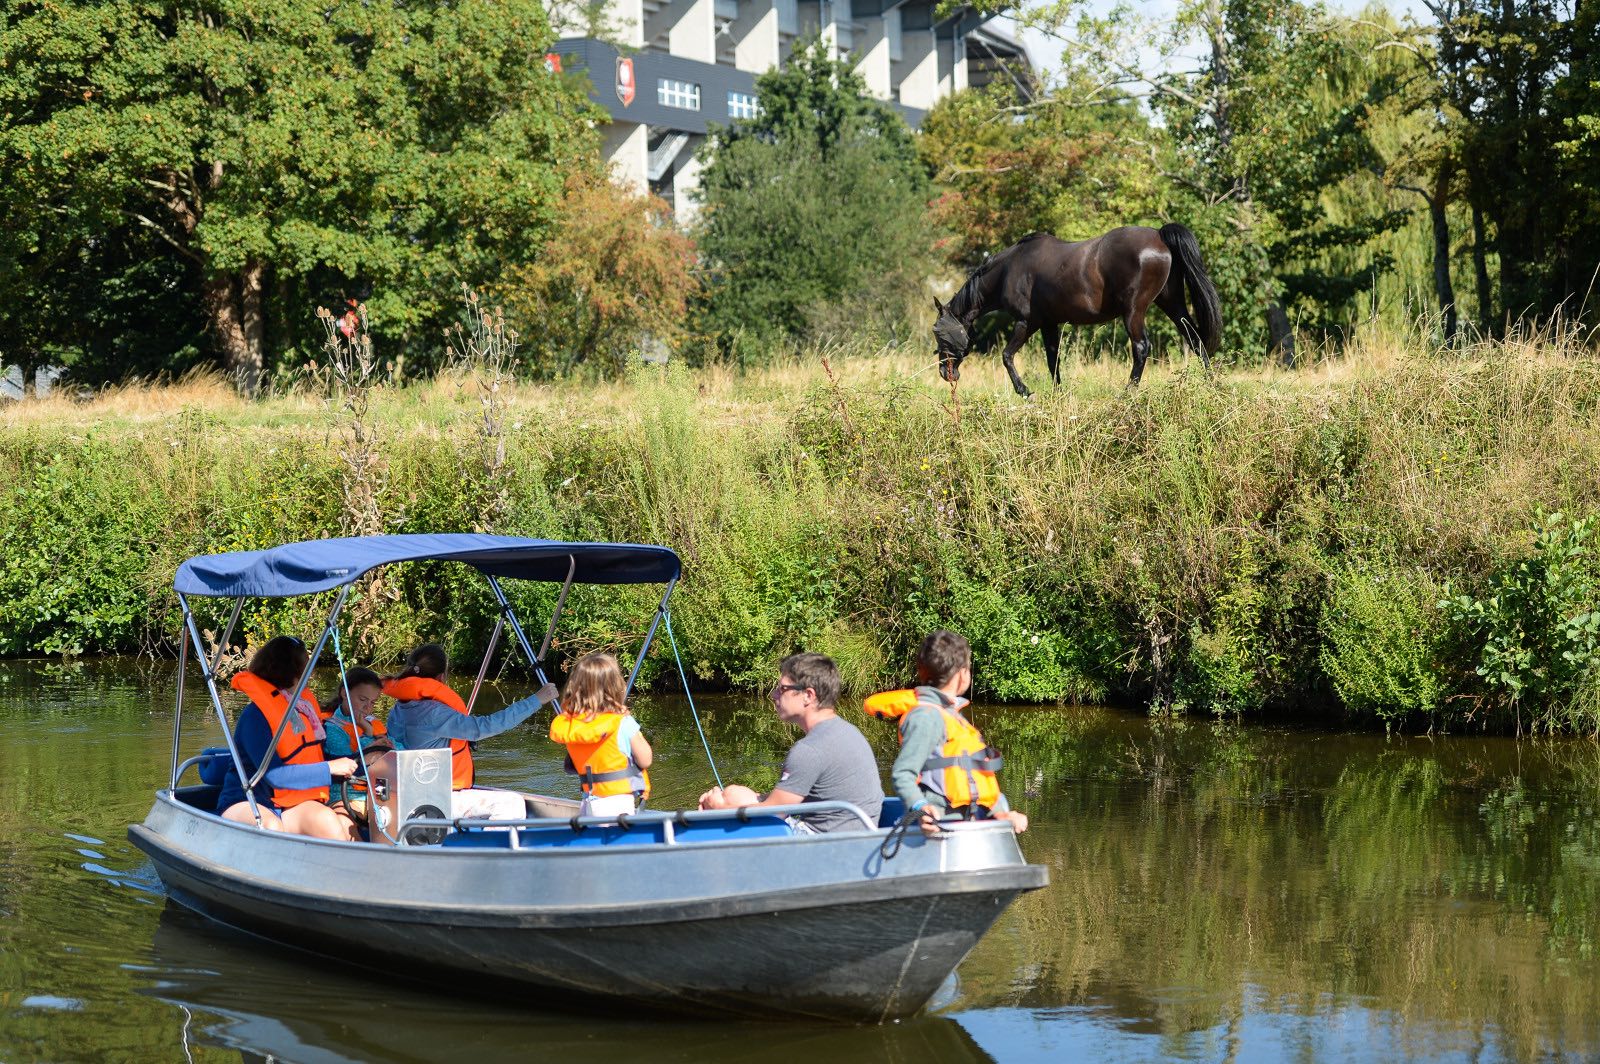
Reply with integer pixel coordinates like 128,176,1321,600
3,660,1600,1061
145,907,996,1064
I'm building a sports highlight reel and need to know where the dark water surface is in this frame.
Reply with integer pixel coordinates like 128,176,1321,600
3,660,1599,1062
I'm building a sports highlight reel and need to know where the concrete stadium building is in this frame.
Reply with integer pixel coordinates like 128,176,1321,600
552,1,1032,217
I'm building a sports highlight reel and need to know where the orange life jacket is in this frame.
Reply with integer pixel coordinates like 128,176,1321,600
549,711,651,800
864,688,1003,813
230,671,329,808
383,676,474,789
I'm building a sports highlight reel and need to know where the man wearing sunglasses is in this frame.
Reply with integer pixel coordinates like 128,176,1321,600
698,652,882,834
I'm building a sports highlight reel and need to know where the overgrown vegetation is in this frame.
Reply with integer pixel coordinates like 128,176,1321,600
4,328,1599,735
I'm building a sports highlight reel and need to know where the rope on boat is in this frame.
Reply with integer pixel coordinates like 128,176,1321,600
329,625,380,836
664,609,723,789
878,808,924,861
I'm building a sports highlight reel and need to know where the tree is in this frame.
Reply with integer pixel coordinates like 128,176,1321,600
498,172,700,377
0,0,601,392
693,38,936,353
920,84,1166,270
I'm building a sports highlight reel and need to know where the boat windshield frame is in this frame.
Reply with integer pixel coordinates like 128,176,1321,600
170,535,682,842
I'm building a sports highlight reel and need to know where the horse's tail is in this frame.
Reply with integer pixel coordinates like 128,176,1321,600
1160,222,1222,354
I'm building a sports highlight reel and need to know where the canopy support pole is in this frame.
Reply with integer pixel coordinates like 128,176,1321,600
178,593,264,827
625,577,677,698
170,632,187,790
466,617,504,715
536,555,577,664
486,575,558,711
247,586,351,791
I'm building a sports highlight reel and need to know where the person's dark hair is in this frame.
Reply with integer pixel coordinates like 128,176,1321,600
249,635,310,690
401,643,448,680
915,629,971,686
779,652,840,708
325,667,382,712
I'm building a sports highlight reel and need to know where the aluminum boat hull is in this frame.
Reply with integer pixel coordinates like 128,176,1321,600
130,790,1048,1022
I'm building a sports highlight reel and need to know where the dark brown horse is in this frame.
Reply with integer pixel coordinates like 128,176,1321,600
933,224,1222,394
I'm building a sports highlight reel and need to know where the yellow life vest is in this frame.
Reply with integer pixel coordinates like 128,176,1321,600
549,710,650,800
864,688,1003,813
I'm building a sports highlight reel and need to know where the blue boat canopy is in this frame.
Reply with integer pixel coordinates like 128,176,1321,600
174,534,681,598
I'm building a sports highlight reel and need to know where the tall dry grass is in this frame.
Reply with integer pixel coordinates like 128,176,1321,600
3,323,1599,730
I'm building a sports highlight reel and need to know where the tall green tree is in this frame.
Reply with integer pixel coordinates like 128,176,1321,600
693,38,936,354
1425,0,1599,326
0,0,600,392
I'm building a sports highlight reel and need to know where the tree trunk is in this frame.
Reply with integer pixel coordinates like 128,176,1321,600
1470,198,1493,333
1429,162,1458,343
204,260,267,396
1266,302,1295,368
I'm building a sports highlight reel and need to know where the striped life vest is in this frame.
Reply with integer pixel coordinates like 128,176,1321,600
864,687,1003,814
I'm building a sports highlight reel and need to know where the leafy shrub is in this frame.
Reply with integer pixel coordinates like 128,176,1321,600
500,172,699,377
1441,511,1600,731
693,39,935,355
1319,565,1449,728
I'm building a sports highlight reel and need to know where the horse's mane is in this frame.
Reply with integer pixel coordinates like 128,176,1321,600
948,233,1051,321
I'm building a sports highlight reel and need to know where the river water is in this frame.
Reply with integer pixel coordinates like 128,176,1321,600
2,659,1598,1062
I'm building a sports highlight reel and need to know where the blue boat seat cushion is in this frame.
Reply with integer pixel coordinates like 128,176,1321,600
440,814,794,849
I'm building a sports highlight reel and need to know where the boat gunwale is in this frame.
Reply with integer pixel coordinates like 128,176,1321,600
145,788,983,859
129,821,1048,928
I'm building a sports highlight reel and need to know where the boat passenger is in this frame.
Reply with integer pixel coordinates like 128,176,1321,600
698,652,882,833
549,652,653,817
321,667,388,754
384,643,558,821
320,667,391,823
865,629,1028,837
216,635,361,841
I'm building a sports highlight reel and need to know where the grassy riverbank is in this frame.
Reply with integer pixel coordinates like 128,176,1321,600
4,324,1600,733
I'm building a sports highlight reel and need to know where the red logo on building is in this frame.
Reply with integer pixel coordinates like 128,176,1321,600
616,56,636,107
543,52,562,74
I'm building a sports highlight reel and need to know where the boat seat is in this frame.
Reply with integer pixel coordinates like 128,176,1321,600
439,814,793,849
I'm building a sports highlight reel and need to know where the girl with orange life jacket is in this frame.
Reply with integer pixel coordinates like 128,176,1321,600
384,643,559,821
865,629,1028,835
549,652,653,817
319,667,391,821
216,635,360,841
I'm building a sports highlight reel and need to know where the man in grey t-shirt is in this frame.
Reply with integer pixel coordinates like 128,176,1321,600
699,652,882,833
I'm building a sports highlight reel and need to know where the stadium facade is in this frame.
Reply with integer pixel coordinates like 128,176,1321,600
552,1,1031,216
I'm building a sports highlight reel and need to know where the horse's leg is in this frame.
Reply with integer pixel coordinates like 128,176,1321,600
1042,323,1062,388
1000,321,1035,397
1156,288,1209,372
1125,308,1151,387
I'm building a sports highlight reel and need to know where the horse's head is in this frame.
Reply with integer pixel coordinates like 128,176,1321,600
932,298,970,383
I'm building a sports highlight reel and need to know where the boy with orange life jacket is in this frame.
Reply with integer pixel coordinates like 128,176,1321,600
864,630,1029,836
549,652,654,817
216,635,360,841
384,643,558,821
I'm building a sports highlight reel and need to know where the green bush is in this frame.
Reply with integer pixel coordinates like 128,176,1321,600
1441,511,1600,732
1319,565,1449,729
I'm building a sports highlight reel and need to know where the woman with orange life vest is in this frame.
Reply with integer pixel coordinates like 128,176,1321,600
549,652,653,817
864,629,1029,837
215,635,361,841
384,643,558,821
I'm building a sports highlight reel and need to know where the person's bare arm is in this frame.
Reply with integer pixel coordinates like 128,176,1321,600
629,732,653,770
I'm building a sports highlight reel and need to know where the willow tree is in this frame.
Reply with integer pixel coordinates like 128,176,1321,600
0,0,600,392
